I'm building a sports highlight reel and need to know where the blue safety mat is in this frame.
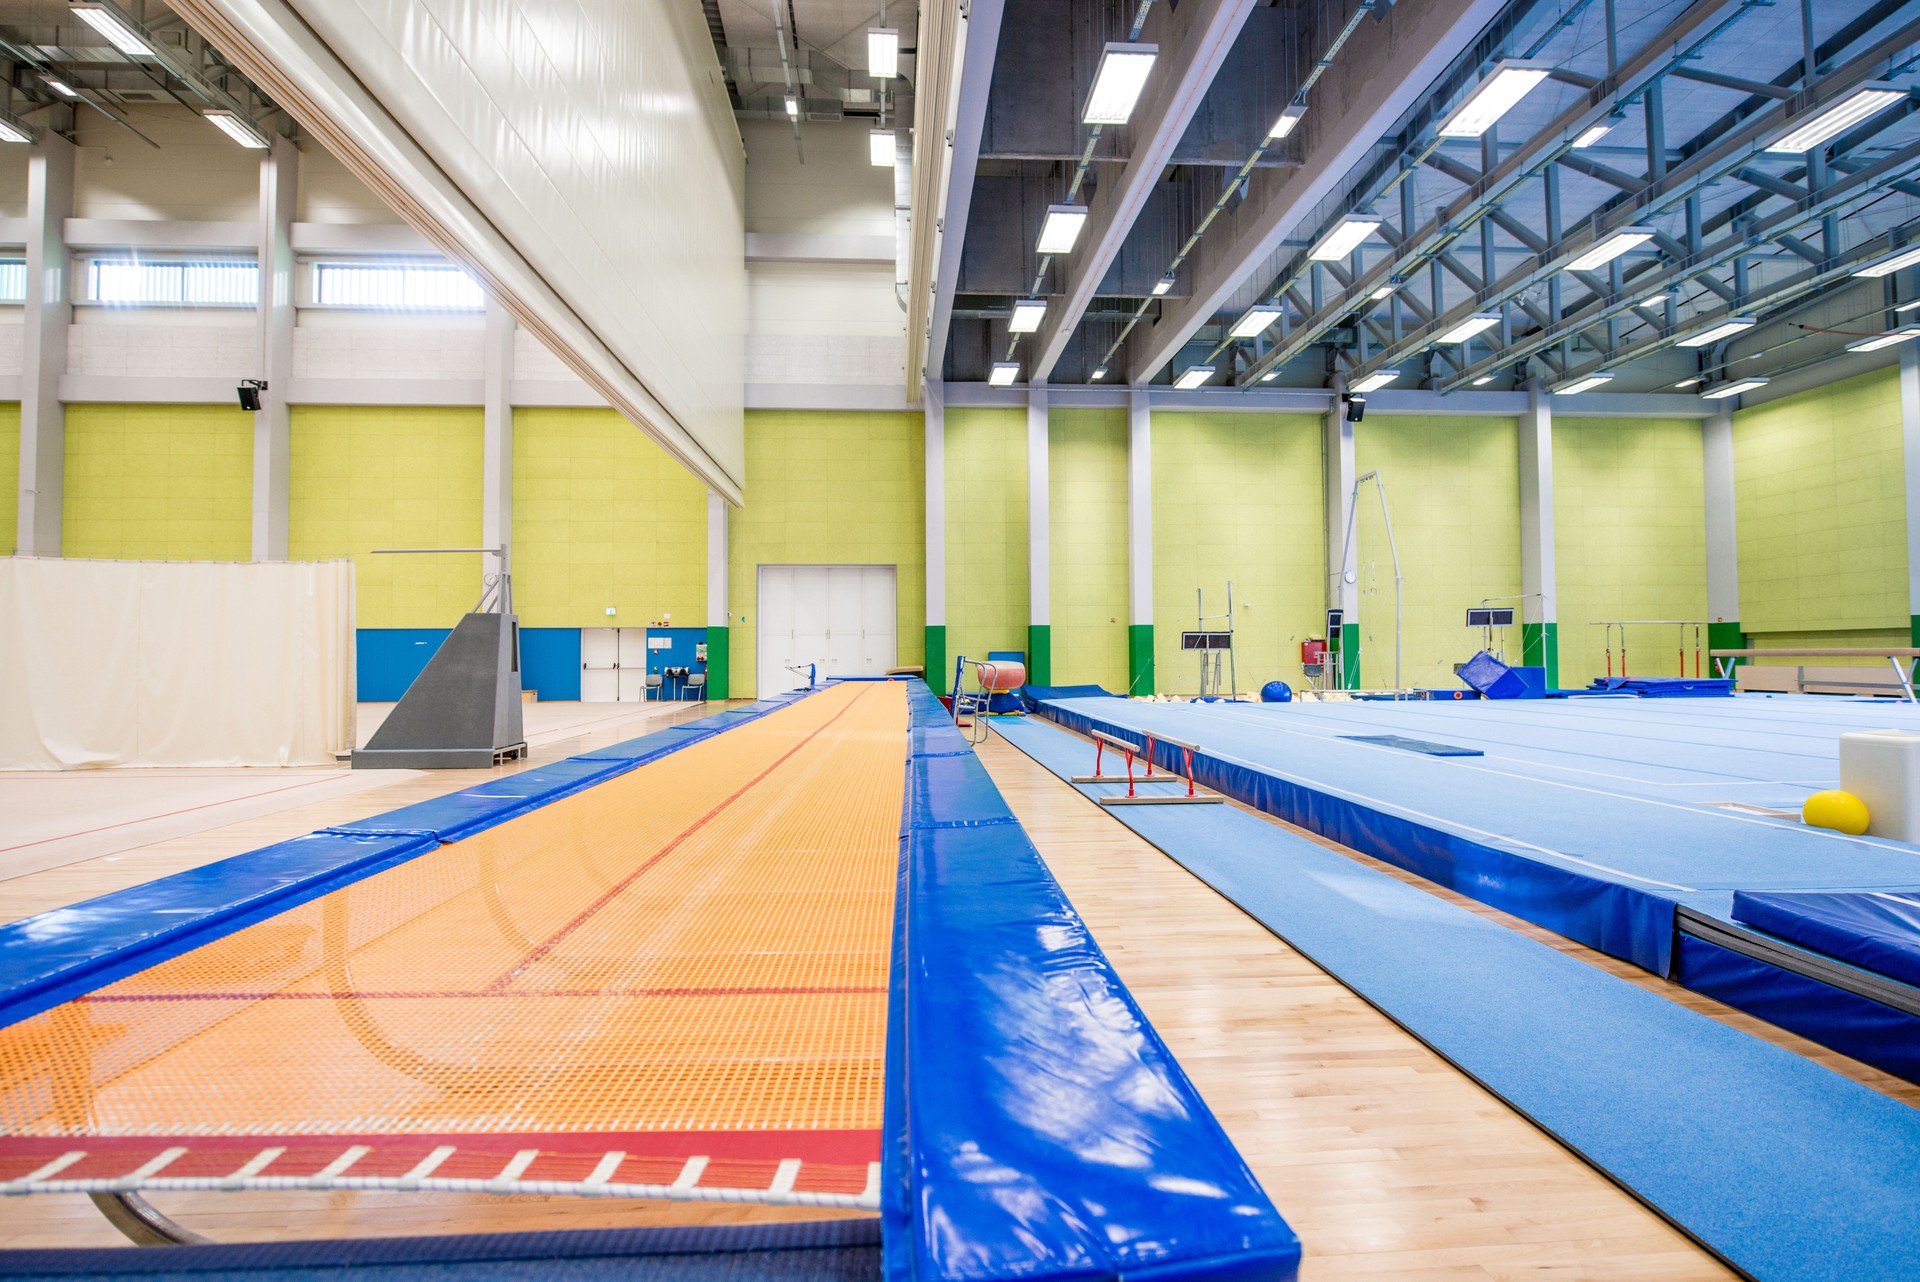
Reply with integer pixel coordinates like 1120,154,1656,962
995,714,1920,1282
1339,734,1483,757
1587,676,1734,697
887,684,1299,1282
0,1220,882,1280
1733,890,1920,990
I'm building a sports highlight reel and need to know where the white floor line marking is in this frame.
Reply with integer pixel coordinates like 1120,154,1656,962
768,1158,802,1195
221,1146,284,1187
582,1151,625,1188
307,1145,370,1187
6,1151,86,1192
1147,705,1920,862
398,1145,457,1186
486,1149,541,1190
669,1155,710,1198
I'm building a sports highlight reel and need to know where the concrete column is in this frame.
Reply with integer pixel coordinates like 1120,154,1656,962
1323,386,1359,687
481,299,514,589
1126,386,1153,694
16,132,73,557
1702,404,1743,663
924,380,947,693
1903,343,1920,647
1026,384,1051,685
250,134,297,561
706,490,731,699
1517,379,1559,686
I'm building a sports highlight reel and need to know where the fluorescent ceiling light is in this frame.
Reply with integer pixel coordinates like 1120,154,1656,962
1677,316,1756,347
1433,312,1501,344
1091,365,1108,380
1855,244,1920,278
1260,371,1278,382
1898,300,1920,314
1151,273,1174,296
1037,204,1089,255
1570,121,1613,149
1308,216,1382,262
70,3,151,56
0,117,30,144
784,93,799,117
1766,82,1906,154
1009,299,1047,333
1674,376,1702,388
869,129,893,166
1553,373,1613,395
1638,290,1673,306
1268,101,1307,140
1174,364,1216,390
1702,378,1768,399
1369,282,1398,301
204,109,269,149
44,77,78,98
1847,326,1920,352
1350,369,1401,393
1564,226,1654,273
989,362,1020,387
1083,43,1158,125
1230,305,1282,339
867,28,899,80
1471,375,1495,386
1437,60,1550,139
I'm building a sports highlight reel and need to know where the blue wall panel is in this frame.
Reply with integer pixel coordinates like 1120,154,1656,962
521,627,583,701
356,629,452,702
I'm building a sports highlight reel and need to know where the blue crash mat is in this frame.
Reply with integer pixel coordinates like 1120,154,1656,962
1733,890,1920,990
1340,734,1484,757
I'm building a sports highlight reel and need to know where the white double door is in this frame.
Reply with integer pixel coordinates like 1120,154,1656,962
581,627,653,702
757,565,896,695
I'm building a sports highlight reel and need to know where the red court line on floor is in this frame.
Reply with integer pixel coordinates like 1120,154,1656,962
77,985,888,1003
0,775,358,855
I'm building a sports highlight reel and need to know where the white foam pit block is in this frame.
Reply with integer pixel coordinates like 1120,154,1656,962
1838,730,1920,843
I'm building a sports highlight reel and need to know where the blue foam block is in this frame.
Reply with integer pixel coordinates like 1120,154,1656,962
1733,890,1920,990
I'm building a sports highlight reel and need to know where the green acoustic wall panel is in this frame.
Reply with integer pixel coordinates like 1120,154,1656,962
0,403,17,554
1128,623,1153,696
1554,417,1708,686
1049,408,1128,691
945,407,1028,682
729,410,925,698
1353,415,1521,690
512,407,708,628
64,403,253,561
290,405,484,628
704,625,730,700
1152,411,1323,696
1734,367,1907,652
924,624,947,697
1026,623,1052,686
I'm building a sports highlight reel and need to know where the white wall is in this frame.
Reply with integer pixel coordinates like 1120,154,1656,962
742,121,906,396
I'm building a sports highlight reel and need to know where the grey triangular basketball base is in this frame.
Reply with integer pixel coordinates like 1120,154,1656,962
352,612,528,769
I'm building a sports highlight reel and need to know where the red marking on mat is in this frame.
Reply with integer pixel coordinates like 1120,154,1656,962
487,686,876,991
77,986,887,1003
0,1128,881,1193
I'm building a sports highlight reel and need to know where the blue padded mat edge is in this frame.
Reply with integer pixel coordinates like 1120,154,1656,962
1732,890,1920,991
886,684,1299,1282
995,714,1920,1282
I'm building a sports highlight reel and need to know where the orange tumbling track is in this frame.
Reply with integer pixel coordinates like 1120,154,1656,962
0,680,907,1207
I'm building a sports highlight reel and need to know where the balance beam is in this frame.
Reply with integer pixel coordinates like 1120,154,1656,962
1710,649,1920,701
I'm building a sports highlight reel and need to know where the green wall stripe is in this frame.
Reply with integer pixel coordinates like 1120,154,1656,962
704,626,730,701
1127,623,1154,696
1027,623,1052,687
925,624,947,699
1521,621,1559,690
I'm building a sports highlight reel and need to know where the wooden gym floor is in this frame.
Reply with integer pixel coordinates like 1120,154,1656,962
0,697,1913,1278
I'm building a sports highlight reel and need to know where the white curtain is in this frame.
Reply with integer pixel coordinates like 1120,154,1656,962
0,558,356,769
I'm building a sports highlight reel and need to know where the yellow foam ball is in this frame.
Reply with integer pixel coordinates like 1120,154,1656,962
1803,789,1870,836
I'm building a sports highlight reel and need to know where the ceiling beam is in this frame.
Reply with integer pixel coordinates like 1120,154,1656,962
920,0,1007,393
1124,0,1510,384
1024,0,1258,384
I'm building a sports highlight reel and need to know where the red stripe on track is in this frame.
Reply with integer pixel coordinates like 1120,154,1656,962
76,985,886,1003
